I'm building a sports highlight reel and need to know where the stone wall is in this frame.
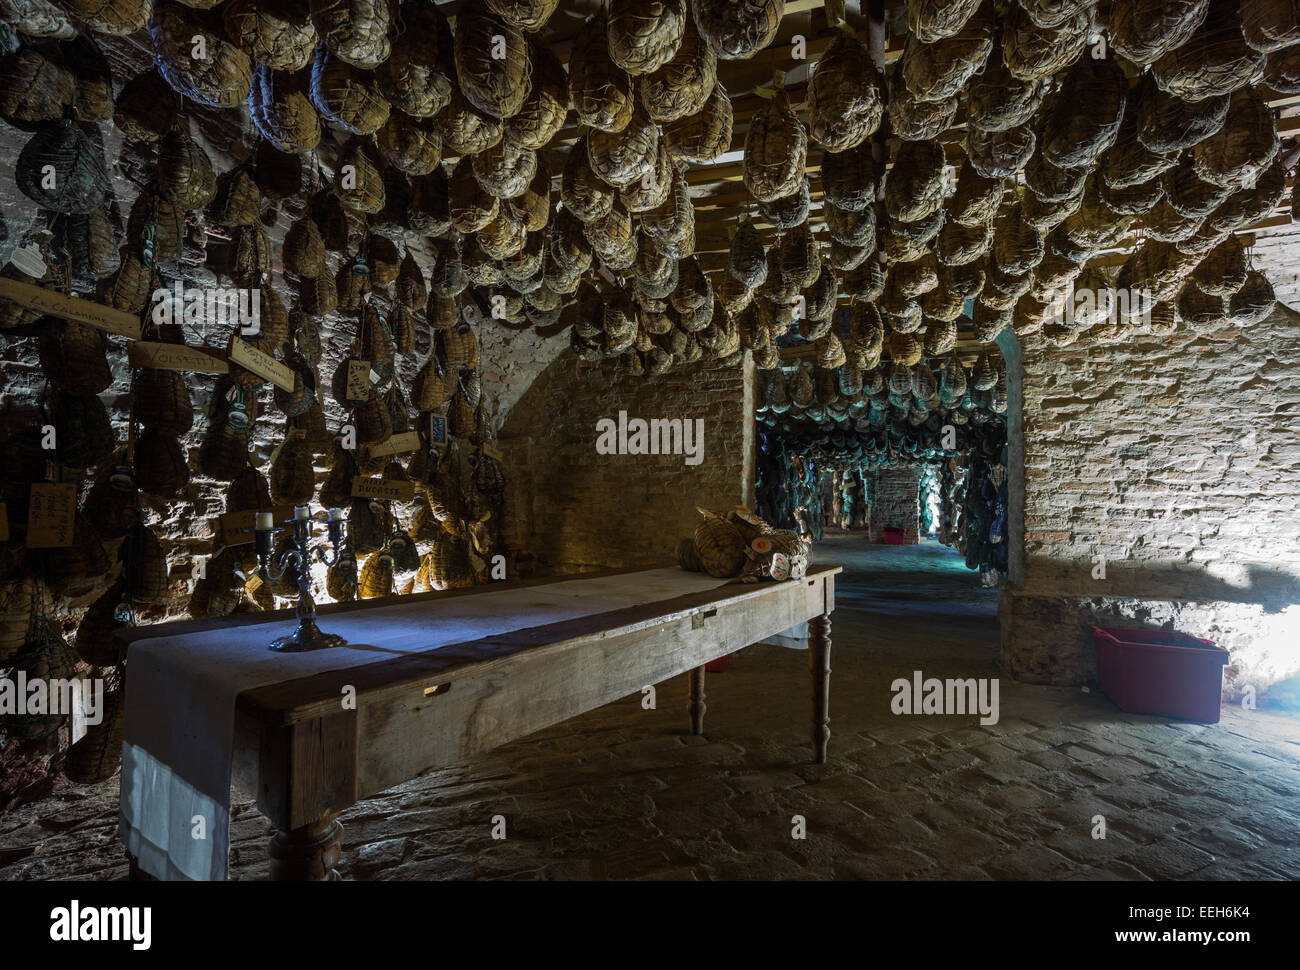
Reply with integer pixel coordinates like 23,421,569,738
1001,297,1300,709
0,112,556,802
868,465,920,544
498,351,756,575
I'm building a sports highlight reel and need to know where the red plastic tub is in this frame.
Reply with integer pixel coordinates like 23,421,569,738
1091,626,1230,723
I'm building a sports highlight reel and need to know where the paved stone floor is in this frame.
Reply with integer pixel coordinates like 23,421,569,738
2,533,1298,880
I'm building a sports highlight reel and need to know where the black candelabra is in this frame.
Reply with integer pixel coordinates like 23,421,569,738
255,505,349,653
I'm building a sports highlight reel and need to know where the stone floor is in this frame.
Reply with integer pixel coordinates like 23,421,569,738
2,533,1298,880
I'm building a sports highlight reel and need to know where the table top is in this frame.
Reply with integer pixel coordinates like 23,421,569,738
117,566,841,727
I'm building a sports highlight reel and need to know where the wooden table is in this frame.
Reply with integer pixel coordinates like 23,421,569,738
118,566,839,880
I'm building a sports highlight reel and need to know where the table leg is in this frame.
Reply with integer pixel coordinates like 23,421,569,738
687,665,706,735
269,816,343,881
810,614,832,764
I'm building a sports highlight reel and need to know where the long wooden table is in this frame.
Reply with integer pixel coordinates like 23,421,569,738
117,566,839,880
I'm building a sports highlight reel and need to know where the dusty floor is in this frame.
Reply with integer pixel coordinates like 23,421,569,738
2,534,1298,880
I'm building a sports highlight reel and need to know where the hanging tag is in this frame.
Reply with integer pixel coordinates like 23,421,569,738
482,443,504,461
8,244,46,278
229,336,295,391
109,465,135,493
351,477,415,502
364,431,421,458
246,573,264,594
26,482,76,548
128,340,229,374
428,413,447,450
228,395,249,429
0,277,141,338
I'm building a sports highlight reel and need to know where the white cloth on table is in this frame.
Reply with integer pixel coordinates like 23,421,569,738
120,569,745,881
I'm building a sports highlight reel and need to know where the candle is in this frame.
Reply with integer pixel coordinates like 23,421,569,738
329,507,345,521
294,506,310,520
255,512,273,531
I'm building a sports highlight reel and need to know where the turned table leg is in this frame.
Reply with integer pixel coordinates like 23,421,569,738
269,816,343,881
809,614,832,764
687,664,706,736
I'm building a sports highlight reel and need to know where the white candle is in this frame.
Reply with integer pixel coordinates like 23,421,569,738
255,512,274,531
294,506,310,520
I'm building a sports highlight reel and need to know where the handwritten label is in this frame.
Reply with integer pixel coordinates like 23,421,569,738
229,336,295,391
216,505,295,546
364,431,421,459
128,340,230,374
350,477,416,502
0,501,8,542
246,573,264,593
26,482,76,548
347,360,372,401
0,277,142,339
130,340,229,373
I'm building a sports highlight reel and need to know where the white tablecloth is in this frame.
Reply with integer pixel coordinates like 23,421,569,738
121,569,796,880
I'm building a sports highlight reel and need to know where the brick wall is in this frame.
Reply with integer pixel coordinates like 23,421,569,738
1001,288,1300,708
868,465,920,544
498,351,756,574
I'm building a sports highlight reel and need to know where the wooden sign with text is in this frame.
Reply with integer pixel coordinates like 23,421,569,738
351,477,416,502
26,482,77,548
216,505,296,546
128,340,230,374
364,431,421,459
0,278,141,339
229,336,295,391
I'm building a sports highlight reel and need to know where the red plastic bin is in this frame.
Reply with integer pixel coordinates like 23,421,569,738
1091,626,1230,723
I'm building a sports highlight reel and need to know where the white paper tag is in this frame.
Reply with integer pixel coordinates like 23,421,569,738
9,244,47,278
